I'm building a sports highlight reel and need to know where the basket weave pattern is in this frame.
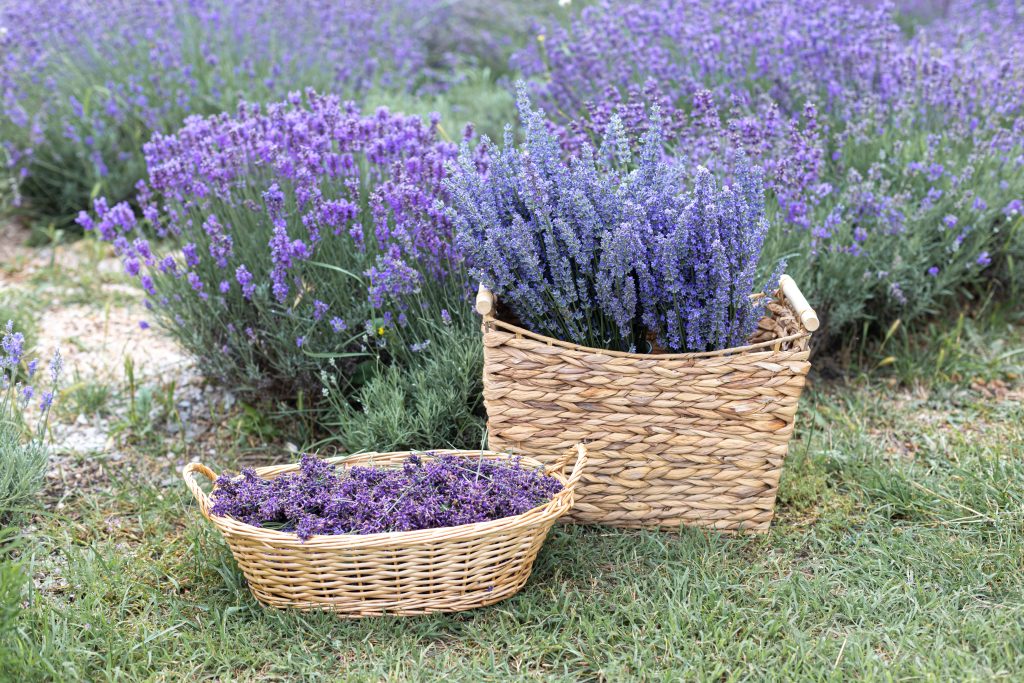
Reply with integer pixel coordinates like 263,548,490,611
184,447,586,616
481,284,814,533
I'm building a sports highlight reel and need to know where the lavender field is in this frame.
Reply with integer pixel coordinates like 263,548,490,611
1,1,1022,680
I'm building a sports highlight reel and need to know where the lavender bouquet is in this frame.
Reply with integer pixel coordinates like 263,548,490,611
210,453,563,540
445,86,781,354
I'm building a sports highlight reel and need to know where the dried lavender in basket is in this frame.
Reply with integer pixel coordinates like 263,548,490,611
210,454,563,540
445,84,783,354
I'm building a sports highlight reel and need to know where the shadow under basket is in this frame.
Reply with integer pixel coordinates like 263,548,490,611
184,447,587,616
477,275,817,533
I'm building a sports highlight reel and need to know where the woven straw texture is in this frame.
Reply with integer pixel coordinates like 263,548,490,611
184,446,587,617
481,283,814,533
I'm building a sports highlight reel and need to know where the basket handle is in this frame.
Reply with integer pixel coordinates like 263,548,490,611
475,283,495,318
548,443,588,494
183,462,217,516
779,275,819,332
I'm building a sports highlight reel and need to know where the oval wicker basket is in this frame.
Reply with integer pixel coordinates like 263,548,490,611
477,276,817,533
184,446,587,616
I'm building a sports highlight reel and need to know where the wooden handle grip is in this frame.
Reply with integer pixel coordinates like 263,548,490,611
475,283,495,317
779,275,819,332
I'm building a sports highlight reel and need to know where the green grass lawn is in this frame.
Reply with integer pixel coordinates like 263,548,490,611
3,321,1023,681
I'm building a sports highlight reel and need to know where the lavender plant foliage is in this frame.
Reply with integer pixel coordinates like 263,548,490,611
1,320,62,523
515,0,1024,340
446,87,777,354
210,453,563,540
81,91,471,397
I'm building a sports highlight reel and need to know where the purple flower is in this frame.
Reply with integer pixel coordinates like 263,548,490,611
74,90,463,390
447,88,777,353
1,322,26,369
313,299,329,321
296,336,305,348
210,453,563,540
75,211,94,232
39,391,55,411
182,243,200,268
48,350,63,385
927,266,939,277
977,251,992,267
124,257,141,277
329,317,348,333
235,264,256,300
139,320,150,330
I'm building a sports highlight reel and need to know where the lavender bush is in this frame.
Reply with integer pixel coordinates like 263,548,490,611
446,88,779,354
1,321,61,524
80,92,473,405
514,0,1024,342
0,0,453,230
210,453,563,540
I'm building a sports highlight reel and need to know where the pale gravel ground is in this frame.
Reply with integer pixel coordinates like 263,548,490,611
1,222,190,382
1,223,236,471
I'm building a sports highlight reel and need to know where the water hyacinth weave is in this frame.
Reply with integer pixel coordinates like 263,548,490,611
446,87,778,354
210,453,564,540
82,91,468,395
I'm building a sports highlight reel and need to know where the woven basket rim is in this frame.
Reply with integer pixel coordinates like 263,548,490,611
186,449,579,549
483,312,811,360
476,276,817,360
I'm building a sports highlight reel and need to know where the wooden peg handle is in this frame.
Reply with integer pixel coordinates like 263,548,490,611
779,275,819,332
475,283,495,317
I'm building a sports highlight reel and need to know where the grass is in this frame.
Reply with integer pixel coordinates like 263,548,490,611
58,374,113,419
1,316,1021,681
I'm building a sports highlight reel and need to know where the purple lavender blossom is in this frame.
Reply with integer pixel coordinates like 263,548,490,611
78,91,462,396
313,300,329,321
447,87,778,353
1,322,24,369
2,1,450,231
510,0,1024,341
235,265,256,300
210,453,563,540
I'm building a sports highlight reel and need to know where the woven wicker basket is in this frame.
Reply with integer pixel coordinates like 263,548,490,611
184,446,587,616
477,275,817,533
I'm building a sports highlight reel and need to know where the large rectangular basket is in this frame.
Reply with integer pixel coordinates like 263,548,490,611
184,447,587,616
478,276,817,533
